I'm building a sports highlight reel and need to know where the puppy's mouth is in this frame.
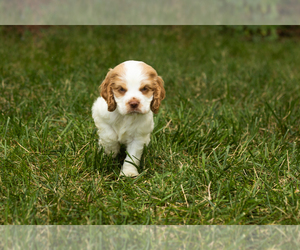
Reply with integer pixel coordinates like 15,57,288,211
127,109,142,114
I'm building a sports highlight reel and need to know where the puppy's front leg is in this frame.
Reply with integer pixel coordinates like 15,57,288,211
96,125,120,157
120,140,145,177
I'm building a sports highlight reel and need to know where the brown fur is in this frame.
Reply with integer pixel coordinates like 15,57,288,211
150,76,165,114
100,63,126,112
112,82,128,98
139,83,153,98
100,62,165,114
140,63,166,114
99,70,117,111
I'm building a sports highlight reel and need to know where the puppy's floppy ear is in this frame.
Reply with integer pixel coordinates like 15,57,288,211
151,75,166,114
99,69,117,112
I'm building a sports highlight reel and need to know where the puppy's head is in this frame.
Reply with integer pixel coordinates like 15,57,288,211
100,60,165,115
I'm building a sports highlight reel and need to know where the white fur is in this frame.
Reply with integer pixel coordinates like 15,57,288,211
114,61,153,115
92,61,156,177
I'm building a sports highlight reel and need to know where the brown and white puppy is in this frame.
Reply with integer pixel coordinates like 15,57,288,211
92,60,165,176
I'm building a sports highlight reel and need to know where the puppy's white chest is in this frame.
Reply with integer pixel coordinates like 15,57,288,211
114,122,133,143
112,113,153,145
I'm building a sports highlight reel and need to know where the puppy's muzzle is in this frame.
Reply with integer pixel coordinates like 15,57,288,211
128,98,140,109
129,100,140,109
127,98,142,113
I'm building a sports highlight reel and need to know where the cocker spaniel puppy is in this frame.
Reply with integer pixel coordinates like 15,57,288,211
92,60,165,177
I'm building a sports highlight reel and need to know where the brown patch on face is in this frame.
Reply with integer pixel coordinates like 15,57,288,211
140,63,158,80
139,83,154,98
140,62,166,114
112,81,127,98
99,63,126,111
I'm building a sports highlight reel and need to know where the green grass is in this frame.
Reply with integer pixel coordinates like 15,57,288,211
1,26,300,225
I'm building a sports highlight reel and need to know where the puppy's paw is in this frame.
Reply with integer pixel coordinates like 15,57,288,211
108,149,119,158
120,164,139,177
99,141,120,158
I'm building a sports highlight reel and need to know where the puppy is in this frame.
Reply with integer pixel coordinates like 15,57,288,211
92,60,165,176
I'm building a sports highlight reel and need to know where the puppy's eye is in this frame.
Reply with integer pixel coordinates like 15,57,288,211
119,87,126,93
141,86,148,92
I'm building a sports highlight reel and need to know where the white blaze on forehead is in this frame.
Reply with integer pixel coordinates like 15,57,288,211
112,60,155,115
123,61,147,88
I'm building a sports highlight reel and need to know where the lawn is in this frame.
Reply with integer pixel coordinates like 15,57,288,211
0,26,300,225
